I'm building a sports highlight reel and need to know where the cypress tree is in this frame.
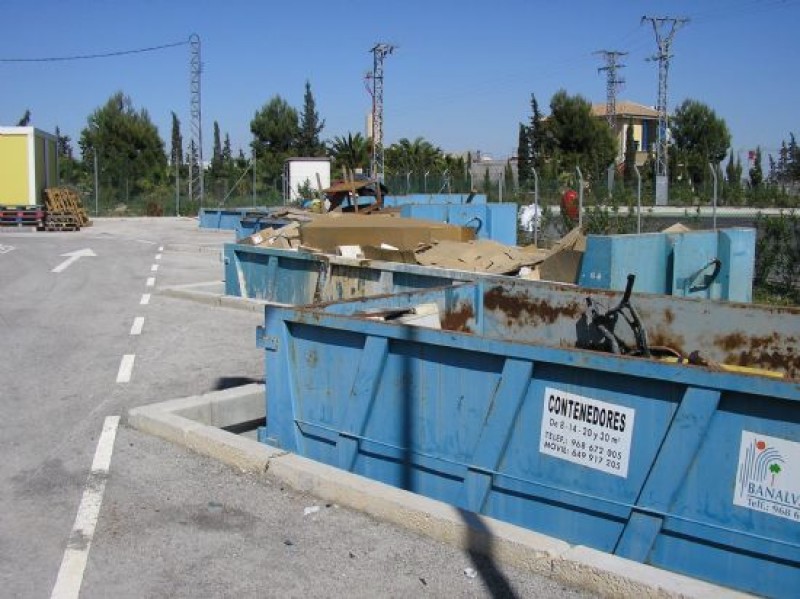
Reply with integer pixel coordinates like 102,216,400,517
517,123,531,189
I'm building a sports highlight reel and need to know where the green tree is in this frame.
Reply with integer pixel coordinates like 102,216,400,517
517,123,531,189
170,112,183,165
725,149,743,203
529,94,547,171
483,167,492,200
212,120,223,171
545,90,616,176
17,109,31,126
55,126,81,184
250,95,299,185
385,137,443,175
789,133,800,181
223,134,233,168
725,149,737,184
328,132,370,175
623,120,636,185
297,81,326,157
671,99,731,188
749,146,764,188
79,92,167,201
504,160,514,192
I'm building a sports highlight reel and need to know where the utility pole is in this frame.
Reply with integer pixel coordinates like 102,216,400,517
367,43,395,183
594,50,627,131
189,33,204,210
642,15,689,205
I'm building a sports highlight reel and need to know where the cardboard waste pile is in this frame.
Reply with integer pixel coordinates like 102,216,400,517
237,209,598,283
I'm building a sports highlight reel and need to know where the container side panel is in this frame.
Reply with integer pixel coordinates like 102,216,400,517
0,135,30,205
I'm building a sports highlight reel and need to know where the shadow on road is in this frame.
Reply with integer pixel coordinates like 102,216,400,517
212,376,264,391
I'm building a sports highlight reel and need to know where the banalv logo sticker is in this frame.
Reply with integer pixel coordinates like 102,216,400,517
733,431,800,523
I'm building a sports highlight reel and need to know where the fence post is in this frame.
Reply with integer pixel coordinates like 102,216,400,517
252,148,257,206
532,167,540,247
499,172,503,203
93,151,99,216
634,164,642,234
175,148,180,216
576,165,583,228
709,162,718,230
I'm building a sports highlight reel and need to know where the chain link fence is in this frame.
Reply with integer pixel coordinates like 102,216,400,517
62,164,799,304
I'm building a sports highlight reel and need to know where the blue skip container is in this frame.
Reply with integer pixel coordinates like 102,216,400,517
257,278,800,596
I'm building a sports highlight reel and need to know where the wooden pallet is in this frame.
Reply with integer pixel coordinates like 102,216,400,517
0,219,42,228
42,188,92,227
0,206,43,227
39,211,81,232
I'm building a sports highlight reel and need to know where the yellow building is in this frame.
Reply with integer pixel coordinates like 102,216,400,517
0,127,58,206
591,101,659,167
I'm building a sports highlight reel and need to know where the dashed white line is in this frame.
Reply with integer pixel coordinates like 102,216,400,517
50,415,120,599
155,253,162,260
130,317,145,336
158,246,164,251
115,354,135,383
150,264,159,272
140,294,151,305
145,277,155,287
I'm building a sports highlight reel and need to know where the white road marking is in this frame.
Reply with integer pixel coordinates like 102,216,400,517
140,294,151,305
145,277,155,287
135,239,157,245
0,244,15,254
130,317,145,336
115,354,135,383
155,253,162,260
50,416,120,599
158,246,164,251
52,249,96,273
150,264,159,272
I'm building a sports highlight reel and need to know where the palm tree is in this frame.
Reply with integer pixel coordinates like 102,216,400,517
386,137,443,175
328,132,370,176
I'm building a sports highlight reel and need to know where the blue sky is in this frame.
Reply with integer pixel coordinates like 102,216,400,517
1,0,798,165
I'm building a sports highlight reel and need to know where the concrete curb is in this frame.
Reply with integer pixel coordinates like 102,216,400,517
128,386,750,599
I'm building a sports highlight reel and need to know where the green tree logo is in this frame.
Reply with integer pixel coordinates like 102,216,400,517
769,463,782,486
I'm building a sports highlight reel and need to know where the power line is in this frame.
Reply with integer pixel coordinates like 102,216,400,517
0,40,188,63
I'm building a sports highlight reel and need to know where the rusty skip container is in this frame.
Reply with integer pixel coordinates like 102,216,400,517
257,278,800,596
224,243,478,304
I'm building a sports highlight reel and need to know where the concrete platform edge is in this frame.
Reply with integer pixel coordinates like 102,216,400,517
159,282,267,313
127,386,751,599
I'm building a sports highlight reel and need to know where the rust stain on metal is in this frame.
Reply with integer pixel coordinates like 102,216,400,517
483,285,582,327
648,329,686,357
716,332,747,352
441,302,474,333
716,331,799,377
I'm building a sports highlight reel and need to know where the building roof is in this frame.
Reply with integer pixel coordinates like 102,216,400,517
591,101,659,119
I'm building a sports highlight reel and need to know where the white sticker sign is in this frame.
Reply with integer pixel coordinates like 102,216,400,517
539,387,635,478
734,431,800,522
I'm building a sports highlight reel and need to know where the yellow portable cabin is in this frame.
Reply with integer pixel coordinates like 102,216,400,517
0,127,58,207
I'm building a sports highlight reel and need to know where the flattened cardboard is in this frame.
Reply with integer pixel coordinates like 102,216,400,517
300,214,473,252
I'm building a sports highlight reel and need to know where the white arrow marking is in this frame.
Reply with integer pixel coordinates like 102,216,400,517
52,249,96,273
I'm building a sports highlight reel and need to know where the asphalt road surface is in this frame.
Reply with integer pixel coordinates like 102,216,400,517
0,218,593,598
